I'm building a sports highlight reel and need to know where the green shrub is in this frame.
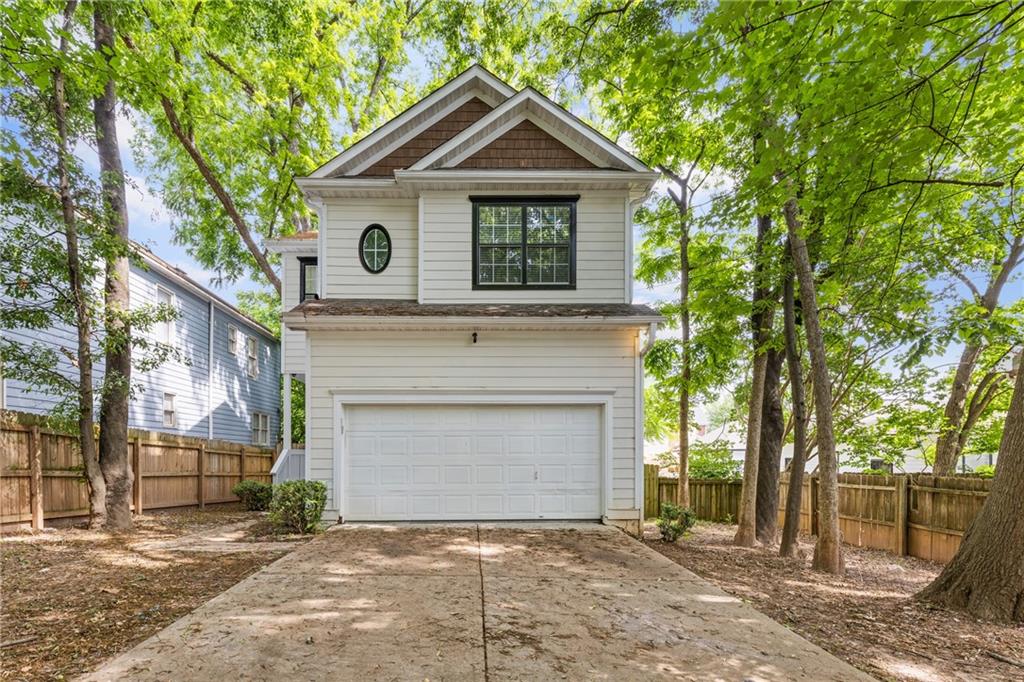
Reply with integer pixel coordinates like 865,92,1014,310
232,480,273,511
973,464,996,478
657,502,697,542
689,440,742,480
270,480,327,534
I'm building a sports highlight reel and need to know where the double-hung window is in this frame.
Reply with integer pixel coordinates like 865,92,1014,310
299,257,318,301
251,412,269,446
472,197,576,289
246,337,258,378
162,393,176,427
228,325,239,355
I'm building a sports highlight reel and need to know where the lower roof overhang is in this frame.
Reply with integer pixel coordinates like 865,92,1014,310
295,170,660,200
282,299,664,332
284,314,663,332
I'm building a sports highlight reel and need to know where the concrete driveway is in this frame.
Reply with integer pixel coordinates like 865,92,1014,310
83,524,870,681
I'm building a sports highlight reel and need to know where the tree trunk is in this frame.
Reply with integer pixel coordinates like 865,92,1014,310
53,0,106,527
783,197,843,574
677,224,691,509
918,361,1024,622
780,272,808,558
933,343,983,475
94,5,133,530
756,348,785,544
735,213,773,547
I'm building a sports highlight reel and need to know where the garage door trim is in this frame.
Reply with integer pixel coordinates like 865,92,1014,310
331,391,615,522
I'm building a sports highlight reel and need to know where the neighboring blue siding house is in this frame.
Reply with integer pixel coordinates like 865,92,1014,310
1,244,280,446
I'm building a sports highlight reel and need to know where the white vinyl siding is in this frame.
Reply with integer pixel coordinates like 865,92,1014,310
322,198,417,299
281,254,309,375
420,191,626,303
305,329,639,516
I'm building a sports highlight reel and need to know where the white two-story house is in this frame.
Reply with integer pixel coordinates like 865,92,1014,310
267,65,661,533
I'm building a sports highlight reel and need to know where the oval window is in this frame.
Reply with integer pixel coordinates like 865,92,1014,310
359,224,391,273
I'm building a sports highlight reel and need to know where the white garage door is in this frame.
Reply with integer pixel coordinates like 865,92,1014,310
343,404,602,520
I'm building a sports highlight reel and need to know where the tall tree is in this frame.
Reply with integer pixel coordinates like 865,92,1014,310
54,0,107,527
783,198,843,573
93,3,134,529
779,271,807,557
919,354,1024,621
735,211,774,547
755,348,785,543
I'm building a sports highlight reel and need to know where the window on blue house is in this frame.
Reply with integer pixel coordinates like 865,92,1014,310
162,393,176,427
228,325,239,355
251,412,269,446
246,337,258,378
155,286,175,343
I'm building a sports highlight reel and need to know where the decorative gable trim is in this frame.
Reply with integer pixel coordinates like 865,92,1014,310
309,65,515,179
409,88,651,173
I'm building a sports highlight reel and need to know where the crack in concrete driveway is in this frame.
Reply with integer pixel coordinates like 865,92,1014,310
81,523,872,681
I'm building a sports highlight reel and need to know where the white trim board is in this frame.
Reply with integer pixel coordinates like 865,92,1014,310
330,390,615,523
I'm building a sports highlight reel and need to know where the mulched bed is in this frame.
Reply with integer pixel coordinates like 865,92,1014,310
0,506,301,681
645,522,1024,681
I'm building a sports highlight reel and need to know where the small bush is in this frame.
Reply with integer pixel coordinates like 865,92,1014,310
973,464,996,478
270,480,327,534
657,502,697,542
232,480,272,511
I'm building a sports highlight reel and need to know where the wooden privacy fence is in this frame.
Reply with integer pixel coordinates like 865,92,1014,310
1,410,276,529
644,467,742,522
644,465,992,564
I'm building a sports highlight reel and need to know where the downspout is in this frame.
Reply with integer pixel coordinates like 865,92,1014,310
208,300,214,440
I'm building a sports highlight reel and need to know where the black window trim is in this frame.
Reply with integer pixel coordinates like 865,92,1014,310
471,195,578,290
359,224,392,274
298,256,318,302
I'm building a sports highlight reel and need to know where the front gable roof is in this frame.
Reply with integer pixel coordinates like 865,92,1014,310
305,65,653,184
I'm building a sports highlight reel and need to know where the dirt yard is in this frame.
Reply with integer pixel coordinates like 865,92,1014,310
645,522,1024,682
0,506,308,681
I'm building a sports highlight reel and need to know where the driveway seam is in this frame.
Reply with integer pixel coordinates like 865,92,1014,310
475,524,490,682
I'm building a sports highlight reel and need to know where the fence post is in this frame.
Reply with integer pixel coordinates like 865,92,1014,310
810,476,819,537
198,442,206,509
894,475,909,556
133,435,143,515
239,445,246,484
29,425,43,531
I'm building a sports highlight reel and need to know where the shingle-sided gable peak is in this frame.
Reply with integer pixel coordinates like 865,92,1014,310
307,65,650,179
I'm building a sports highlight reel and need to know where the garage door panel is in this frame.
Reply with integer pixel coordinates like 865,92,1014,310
344,404,602,521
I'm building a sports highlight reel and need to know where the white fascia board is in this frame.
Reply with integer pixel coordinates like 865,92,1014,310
410,88,652,173
394,169,660,189
309,66,515,179
283,314,665,332
264,240,318,254
297,177,398,193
